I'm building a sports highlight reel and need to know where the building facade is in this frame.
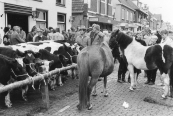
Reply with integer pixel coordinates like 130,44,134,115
112,0,136,31
0,0,72,37
72,0,118,31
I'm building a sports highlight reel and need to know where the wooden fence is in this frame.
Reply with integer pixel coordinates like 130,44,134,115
0,64,77,109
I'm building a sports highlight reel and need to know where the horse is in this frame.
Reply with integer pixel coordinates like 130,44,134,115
77,35,114,110
109,29,173,99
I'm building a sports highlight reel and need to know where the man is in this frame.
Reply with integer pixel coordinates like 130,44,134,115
160,29,170,43
34,28,48,42
19,27,26,42
26,25,37,42
91,24,104,45
10,26,25,45
75,26,91,47
52,28,64,41
7,24,13,34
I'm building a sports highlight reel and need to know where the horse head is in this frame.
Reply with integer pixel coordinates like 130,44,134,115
109,29,120,49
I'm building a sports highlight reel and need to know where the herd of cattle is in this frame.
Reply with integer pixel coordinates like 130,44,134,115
0,40,82,108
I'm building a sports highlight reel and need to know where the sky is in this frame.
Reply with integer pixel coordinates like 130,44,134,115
140,0,173,24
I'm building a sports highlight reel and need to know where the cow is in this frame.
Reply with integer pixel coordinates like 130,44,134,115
0,54,30,108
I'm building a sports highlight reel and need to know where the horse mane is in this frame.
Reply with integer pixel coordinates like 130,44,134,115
116,32,133,49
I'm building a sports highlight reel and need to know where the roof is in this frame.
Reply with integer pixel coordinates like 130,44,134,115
118,0,135,11
126,0,139,10
72,0,84,13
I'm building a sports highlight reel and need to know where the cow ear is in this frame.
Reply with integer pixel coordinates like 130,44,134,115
16,49,26,57
49,60,54,66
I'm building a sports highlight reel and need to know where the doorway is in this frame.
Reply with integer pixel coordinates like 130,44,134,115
7,13,29,34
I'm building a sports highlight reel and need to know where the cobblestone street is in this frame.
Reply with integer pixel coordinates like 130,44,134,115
36,64,173,116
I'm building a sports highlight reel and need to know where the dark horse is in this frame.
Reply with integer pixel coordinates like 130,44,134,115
77,36,114,110
109,29,173,99
0,54,29,107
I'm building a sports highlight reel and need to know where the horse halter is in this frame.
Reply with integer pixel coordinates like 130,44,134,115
66,51,73,64
25,63,38,74
11,68,29,78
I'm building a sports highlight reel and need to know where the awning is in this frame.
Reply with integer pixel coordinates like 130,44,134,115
4,3,32,15
128,24,138,28
89,16,118,25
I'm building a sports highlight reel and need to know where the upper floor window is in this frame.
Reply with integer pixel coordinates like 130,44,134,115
56,0,66,6
97,0,100,13
127,11,129,20
122,9,124,19
108,0,111,4
131,12,133,21
36,10,47,29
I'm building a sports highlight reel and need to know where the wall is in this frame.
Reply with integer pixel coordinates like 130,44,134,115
71,13,84,28
0,0,72,33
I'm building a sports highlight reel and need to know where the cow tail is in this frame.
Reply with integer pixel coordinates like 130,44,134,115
77,52,89,110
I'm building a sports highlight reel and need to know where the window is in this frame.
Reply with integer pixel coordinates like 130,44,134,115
57,13,66,33
105,0,107,15
56,0,65,6
108,0,111,4
36,10,47,29
127,11,129,20
131,12,133,21
97,0,100,13
122,9,124,19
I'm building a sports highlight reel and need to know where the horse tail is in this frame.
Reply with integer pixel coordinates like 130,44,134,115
78,52,89,110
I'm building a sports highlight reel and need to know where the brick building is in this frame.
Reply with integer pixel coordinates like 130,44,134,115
72,0,118,31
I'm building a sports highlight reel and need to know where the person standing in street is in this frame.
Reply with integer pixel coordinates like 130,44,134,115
19,26,26,42
10,26,25,45
34,28,48,42
75,26,91,47
52,28,64,41
91,24,104,45
26,26,37,42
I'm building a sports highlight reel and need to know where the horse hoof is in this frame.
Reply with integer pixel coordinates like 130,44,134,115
161,94,167,99
129,87,134,92
77,104,81,110
59,83,63,86
104,93,108,97
6,103,12,108
92,93,97,96
87,104,92,110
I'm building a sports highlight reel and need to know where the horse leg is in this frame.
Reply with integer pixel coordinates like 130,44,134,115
103,76,108,97
58,74,63,86
5,92,12,108
92,85,97,96
87,77,98,110
127,65,135,91
161,73,170,99
21,85,29,101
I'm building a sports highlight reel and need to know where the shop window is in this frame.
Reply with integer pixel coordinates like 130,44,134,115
57,13,66,33
56,0,66,6
36,10,47,29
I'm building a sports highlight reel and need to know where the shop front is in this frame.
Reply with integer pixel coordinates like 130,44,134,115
4,3,32,34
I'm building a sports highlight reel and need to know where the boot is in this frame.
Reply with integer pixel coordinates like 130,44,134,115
117,75,122,83
122,74,126,83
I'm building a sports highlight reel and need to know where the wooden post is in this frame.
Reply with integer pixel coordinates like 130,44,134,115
40,80,49,109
